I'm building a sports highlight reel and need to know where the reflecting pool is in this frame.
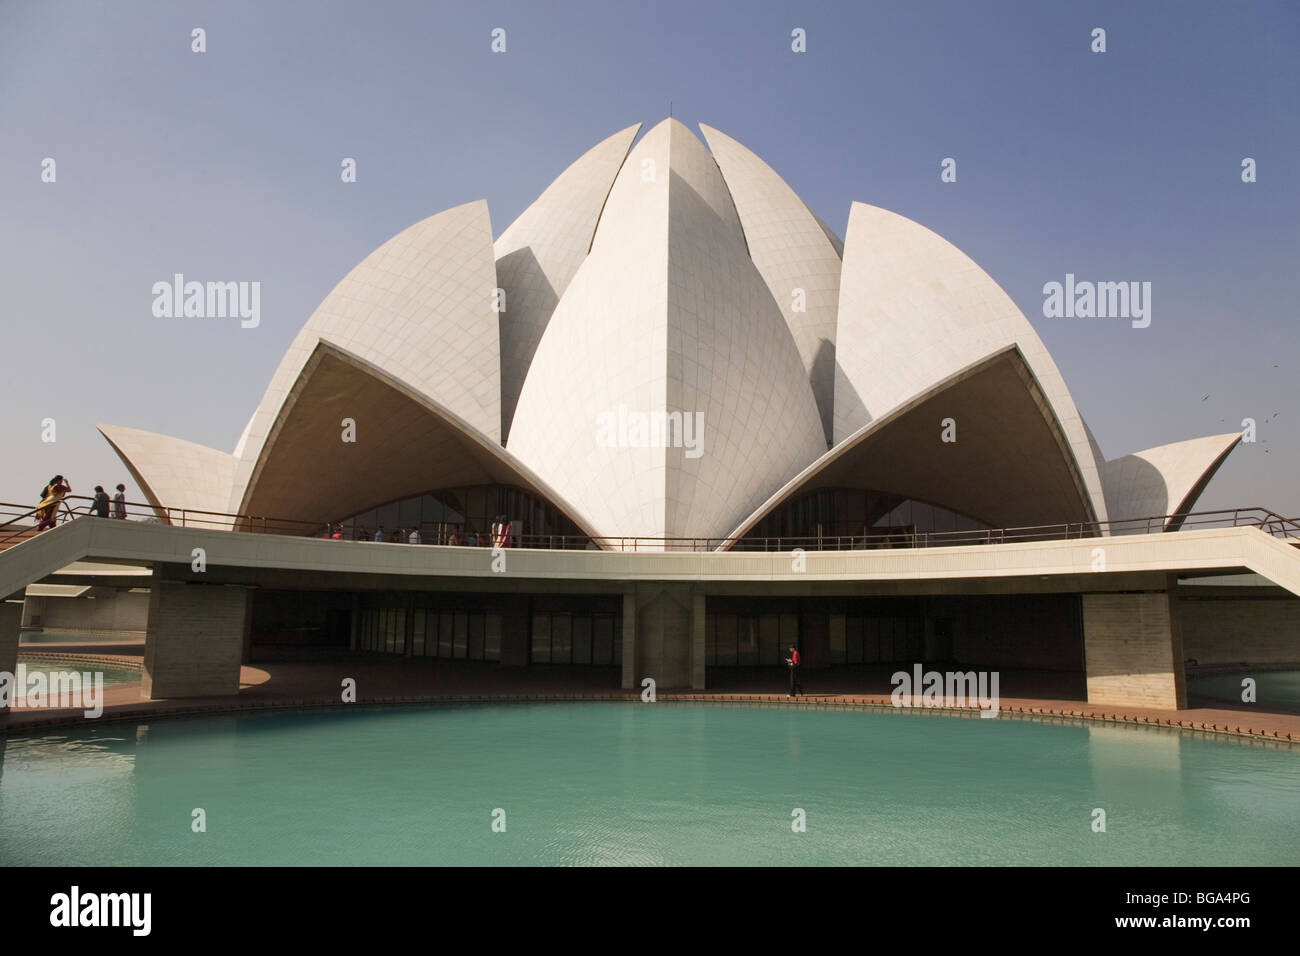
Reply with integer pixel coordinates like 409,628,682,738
1,703,1296,865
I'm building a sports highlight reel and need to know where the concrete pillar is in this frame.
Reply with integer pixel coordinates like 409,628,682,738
633,584,693,690
1083,578,1186,710
143,582,250,699
691,591,706,690
20,594,43,628
0,600,22,714
240,592,254,665
621,591,636,690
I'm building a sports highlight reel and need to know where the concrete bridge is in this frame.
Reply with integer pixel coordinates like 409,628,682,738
3,516,1299,712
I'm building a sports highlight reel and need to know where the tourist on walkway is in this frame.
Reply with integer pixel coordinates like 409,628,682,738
34,475,71,531
88,485,111,517
466,529,477,547
357,526,369,541
785,645,803,698
408,527,422,545
373,526,385,542
492,514,512,548
112,483,127,519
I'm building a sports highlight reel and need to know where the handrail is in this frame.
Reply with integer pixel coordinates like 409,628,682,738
1,497,1298,553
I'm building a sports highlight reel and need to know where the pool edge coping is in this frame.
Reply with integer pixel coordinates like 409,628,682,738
2,692,1297,750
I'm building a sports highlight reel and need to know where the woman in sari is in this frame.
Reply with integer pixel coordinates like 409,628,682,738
35,475,72,531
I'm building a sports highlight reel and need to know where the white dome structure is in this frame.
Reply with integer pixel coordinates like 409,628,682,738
99,119,1241,548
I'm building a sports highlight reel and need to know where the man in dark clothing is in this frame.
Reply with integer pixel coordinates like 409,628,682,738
785,645,803,698
89,485,110,517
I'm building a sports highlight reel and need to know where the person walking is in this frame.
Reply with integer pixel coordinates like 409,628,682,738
34,475,71,531
88,485,111,517
373,525,385,543
112,483,127,519
785,644,803,698
408,527,421,545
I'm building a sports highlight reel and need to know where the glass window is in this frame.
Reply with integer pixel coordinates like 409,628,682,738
412,609,425,656
717,615,738,666
759,614,779,665
705,613,717,666
552,613,572,664
468,613,485,660
532,614,551,663
863,617,878,663
398,497,420,528
738,616,759,666
830,616,846,665
485,614,502,662
780,613,799,655
423,609,437,656
593,615,613,665
573,616,592,665
453,612,468,659
438,612,453,658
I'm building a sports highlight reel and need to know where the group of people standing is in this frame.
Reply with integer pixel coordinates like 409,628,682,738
34,476,128,531
448,516,513,548
326,515,514,548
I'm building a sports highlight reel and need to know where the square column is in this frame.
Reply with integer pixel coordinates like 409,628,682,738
691,591,706,690
143,582,250,699
0,600,21,714
1083,577,1186,710
621,591,636,690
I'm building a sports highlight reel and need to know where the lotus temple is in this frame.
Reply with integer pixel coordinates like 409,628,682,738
3,119,1299,728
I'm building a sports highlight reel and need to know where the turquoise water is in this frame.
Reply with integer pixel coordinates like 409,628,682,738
16,654,141,688
1,703,1297,866
1188,669,1300,710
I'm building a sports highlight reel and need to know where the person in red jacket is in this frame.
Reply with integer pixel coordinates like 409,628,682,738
785,645,803,698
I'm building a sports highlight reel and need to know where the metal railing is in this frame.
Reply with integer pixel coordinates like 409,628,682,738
1,496,1297,554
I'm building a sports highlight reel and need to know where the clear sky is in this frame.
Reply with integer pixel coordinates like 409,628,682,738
1,0,1296,519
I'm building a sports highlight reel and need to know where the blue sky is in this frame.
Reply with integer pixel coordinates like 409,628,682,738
1,0,1296,518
